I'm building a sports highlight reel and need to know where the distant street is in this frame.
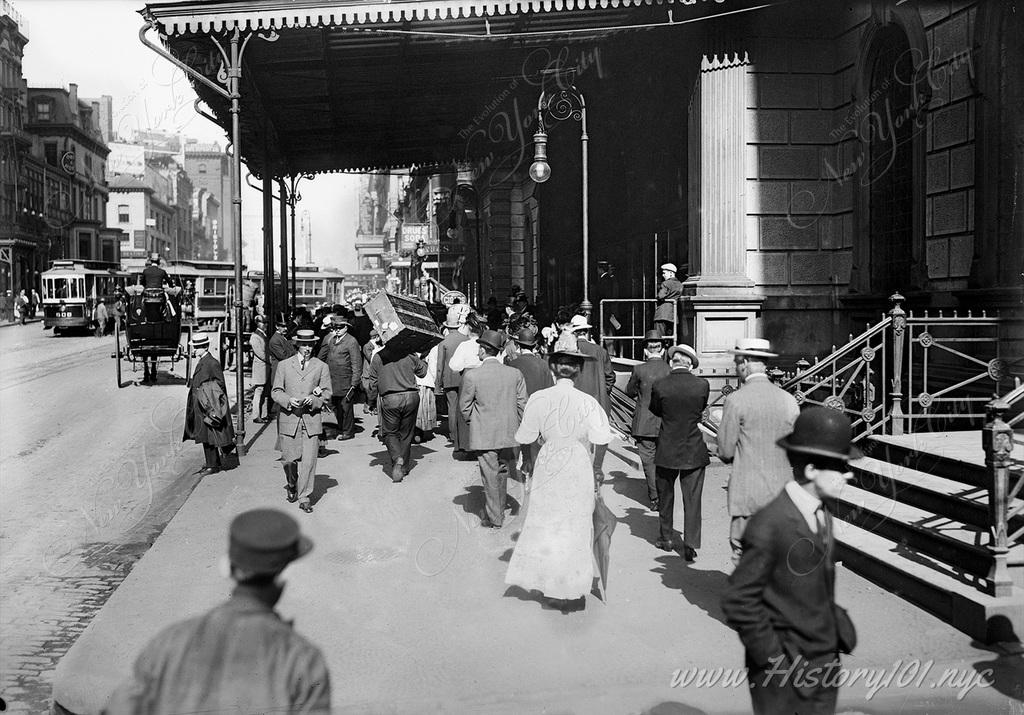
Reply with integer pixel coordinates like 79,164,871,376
0,324,203,714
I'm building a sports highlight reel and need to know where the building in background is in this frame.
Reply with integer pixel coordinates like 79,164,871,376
184,139,231,261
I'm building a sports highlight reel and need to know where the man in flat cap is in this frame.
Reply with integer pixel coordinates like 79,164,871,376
654,263,683,340
649,343,709,560
104,509,331,714
317,314,362,441
718,337,799,564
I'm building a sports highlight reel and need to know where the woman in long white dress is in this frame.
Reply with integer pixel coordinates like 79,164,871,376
505,332,611,612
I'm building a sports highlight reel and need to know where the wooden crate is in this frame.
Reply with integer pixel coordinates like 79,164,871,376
365,291,443,355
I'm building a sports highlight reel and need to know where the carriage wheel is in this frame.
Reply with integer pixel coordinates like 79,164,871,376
114,320,124,388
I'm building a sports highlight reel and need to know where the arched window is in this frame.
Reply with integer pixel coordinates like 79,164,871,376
866,24,915,294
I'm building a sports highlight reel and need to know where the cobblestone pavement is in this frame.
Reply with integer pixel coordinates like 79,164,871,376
0,328,209,713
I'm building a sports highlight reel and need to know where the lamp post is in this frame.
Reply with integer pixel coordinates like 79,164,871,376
530,82,590,315
283,173,315,313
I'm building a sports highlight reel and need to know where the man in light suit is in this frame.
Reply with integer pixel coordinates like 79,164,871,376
570,315,615,416
460,330,528,528
272,329,332,513
435,305,471,457
625,329,671,511
718,337,800,564
721,407,859,715
649,344,710,560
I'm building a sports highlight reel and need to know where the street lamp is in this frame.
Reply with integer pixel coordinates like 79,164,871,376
530,82,590,314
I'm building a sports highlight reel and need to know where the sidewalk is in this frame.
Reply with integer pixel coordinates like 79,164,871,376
0,317,42,328
52,411,1023,714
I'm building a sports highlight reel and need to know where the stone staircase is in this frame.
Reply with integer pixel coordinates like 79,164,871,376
834,431,1024,642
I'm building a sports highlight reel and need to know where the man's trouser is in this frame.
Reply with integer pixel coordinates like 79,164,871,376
379,391,419,467
444,387,469,451
280,423,319,501
477,448,515,526
655,465,706,547
634,436,658,503
332,391,355,436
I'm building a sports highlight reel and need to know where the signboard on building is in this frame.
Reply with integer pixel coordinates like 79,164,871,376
108,143,146,178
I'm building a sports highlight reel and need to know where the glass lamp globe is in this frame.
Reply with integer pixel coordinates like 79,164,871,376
529,160,551,183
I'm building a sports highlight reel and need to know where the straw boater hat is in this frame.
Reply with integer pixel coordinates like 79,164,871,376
229,509,313,575
667,343,700,369
549,330,592,360
191,334,210,349
293,329,318,344
777,406,863,462
728,337,778,359
569,314,592,332
660,262,677,273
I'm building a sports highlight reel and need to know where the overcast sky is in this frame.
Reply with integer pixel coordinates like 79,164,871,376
20,0,359,272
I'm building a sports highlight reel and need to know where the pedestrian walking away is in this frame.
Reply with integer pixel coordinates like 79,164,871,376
721,407,860,715
272,329,332,513
316,314,362,440
103,509,331,714
717,337,799,564
505,326,554,477
93,299,109,337
182,334,236,476
435,304,471,455
367,344,427,483
505,331,610,613
248,315,271,422
648,343,709,560
415,341,439,442
569,315,615,416
459,329,528,528
625,329,671,511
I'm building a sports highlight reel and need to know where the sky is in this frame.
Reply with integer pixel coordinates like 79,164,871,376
19,0,360,272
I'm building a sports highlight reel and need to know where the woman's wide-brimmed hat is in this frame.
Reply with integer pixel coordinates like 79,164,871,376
728,337,778,359
293,329,318,344
549,331,593,360
667,343,700,369
569,314,592,332
776,406,863,462
444,303,470,328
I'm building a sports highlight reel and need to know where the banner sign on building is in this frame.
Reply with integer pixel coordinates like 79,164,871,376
108,143,146,178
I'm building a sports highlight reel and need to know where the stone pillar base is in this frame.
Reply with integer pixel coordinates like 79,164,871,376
682,292,765,372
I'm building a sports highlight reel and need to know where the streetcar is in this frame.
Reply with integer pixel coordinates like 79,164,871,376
40,260,129,335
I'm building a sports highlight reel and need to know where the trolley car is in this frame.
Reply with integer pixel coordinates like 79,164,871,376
41,260,129,335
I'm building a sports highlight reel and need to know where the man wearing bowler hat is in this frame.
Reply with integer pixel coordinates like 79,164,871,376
625,329,672,511
272,329,332,513
649,343,709,560
460,329,528,528
317,314,362,441
718,337,800,563
104,509,331,714
721,407,859,715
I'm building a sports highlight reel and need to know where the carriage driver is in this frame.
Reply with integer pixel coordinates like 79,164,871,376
140,253,170,289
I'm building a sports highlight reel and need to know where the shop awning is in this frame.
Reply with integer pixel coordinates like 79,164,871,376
140,0,773,174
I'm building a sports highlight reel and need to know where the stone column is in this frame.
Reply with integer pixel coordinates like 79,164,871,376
683,52,764,368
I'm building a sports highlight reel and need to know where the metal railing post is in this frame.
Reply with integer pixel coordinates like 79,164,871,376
889,292,906,435
982,396,1015,597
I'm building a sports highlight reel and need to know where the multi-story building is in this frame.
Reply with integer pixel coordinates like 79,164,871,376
184,139,232,261
148,153,193,263
107,170,173,272
24,83,112,264
192,186,220,261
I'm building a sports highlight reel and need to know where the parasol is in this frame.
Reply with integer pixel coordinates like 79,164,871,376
592,485,617,602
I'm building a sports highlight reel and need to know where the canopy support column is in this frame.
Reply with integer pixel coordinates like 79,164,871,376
262,164,275,399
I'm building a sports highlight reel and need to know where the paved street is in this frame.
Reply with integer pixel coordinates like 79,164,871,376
0,324,205,714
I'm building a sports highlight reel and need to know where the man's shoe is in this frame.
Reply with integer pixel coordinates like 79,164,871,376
683,546,698,562
654,539,674,552
196,466,219,477
480,518,502,529
299,501,313,514
284,463,298,503
649,499,660,512
338,433,354,441
391,458,405,483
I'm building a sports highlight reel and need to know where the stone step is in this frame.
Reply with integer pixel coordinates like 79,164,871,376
835,519,1024,642
849,455,1024,535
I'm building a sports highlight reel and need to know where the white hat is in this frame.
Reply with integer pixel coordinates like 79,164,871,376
728,337,778,359
445,303,471,328
569,315,592,331
661,263,677,273
667,343,700,369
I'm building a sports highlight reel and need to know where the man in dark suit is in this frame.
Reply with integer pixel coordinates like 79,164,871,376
435,305,471,457
268,320,298,403
460,330,528,528
625,329,671,511
649,343,709,560
721,407,860,715
570,315,615,416
506,327,553,396
182,334,235,476
316,315,362,440
139,253,169,289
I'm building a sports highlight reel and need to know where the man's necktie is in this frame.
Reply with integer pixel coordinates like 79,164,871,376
815,505,832,553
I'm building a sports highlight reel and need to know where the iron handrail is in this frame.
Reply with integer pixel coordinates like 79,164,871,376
781,316,892,391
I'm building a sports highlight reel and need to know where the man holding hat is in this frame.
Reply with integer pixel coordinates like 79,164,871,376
317,314,362,440
182,333,235,475
654,263,683,340
459,329,528,528
435,304,471,456
721,407,859,715
649,343,709,560
105,509,331,714
718,337,800,564
367,344,428,482
570,314,615,416
625,329,672,511
272,329,332,513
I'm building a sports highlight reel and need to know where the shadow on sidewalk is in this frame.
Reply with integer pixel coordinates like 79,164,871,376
653,555,729,627
310,474,339,506
609,469,651,510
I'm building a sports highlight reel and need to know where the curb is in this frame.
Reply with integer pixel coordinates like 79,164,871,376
0,318,42,329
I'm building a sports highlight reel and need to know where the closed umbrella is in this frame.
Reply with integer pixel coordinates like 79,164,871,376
592,485,617,602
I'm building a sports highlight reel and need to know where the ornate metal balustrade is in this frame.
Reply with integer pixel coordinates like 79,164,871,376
984,381,1024,596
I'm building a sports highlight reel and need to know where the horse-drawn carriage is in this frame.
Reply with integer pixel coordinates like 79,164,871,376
113,286,193,387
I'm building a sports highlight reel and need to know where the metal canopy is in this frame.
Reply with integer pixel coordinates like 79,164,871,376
141,0,755,175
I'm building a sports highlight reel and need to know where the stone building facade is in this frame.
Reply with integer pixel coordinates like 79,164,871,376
183,140,232,261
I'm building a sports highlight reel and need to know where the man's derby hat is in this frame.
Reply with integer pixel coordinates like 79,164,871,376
477,329,506,353
512,327,538,347
777,406,863,462
330,314,351,327
643,329,667,344
229,509,313,575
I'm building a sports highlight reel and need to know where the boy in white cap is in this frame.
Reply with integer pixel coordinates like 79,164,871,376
654,263,683,340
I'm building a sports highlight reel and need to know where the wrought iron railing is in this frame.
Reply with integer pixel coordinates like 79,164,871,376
598,298,677,361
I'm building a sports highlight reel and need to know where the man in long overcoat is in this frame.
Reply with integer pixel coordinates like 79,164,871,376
649,344,709,560
460,330,528,528
717,337,800,563
182,334,236,475
316,315,362,440
268,320,298,409
570,315,615,416
272,330,332,513
625,329,671,511
435,305,470,457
